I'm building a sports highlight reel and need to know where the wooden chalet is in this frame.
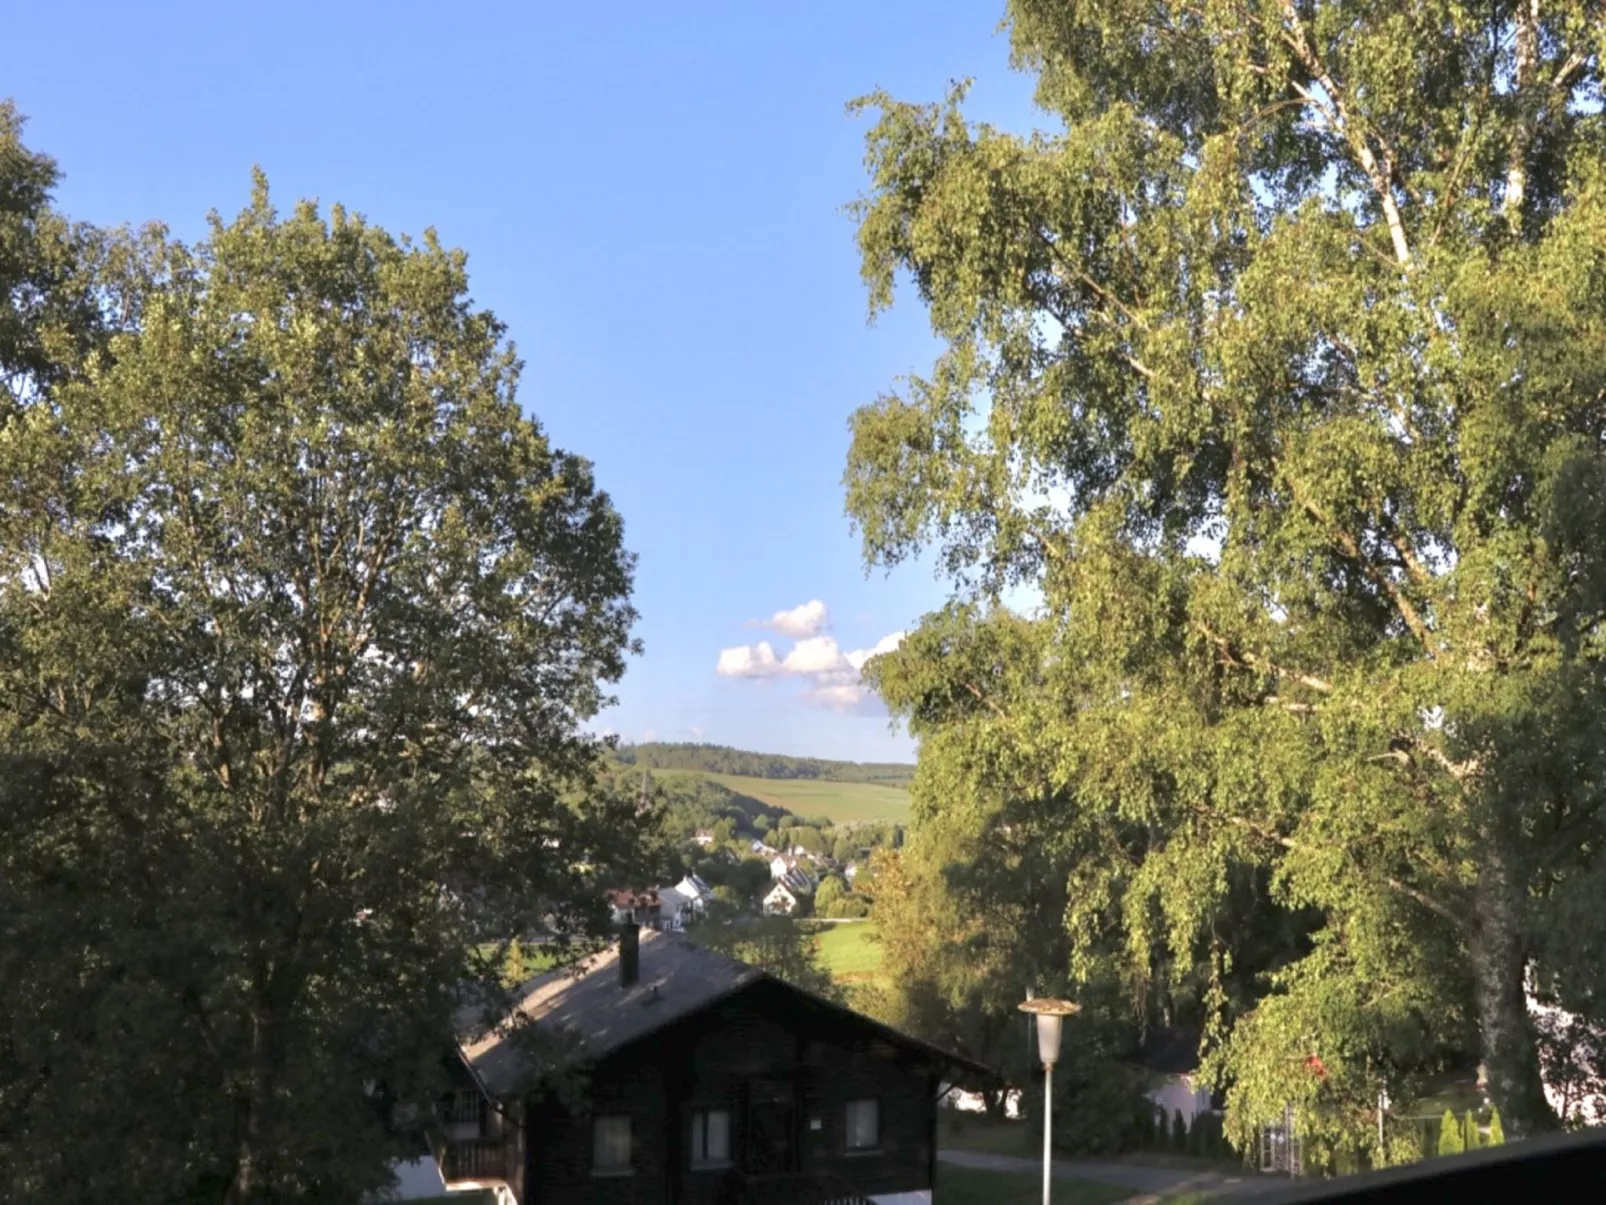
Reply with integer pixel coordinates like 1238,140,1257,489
438,925,991,1204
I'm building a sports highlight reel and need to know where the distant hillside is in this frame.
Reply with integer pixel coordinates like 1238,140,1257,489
612,742,914,788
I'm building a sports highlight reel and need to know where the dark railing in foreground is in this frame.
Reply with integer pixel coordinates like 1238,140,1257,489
1255,1126,1606,1204
734,1170,875,1205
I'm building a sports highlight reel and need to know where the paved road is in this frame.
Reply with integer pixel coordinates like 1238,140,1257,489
937,1148,1293,1200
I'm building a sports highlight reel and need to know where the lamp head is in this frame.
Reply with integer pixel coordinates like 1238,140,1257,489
1018,997,1079,1067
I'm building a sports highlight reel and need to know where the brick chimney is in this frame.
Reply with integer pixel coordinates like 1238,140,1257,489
619,921,640,988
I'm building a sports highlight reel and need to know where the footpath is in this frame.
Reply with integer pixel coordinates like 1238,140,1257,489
936,1147,1294,1201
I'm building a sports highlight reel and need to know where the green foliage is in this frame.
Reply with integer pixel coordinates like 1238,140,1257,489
825,893,871,919
693,917,840,1001
1488,1108,1505,1146
1437,1109,1465,1157
1022,1042,1154,1157
0,102,106,401
0,164,644,1202
815,873,849,915
832,834,858,863
845,0,1606,1149
614,741,913,786
1464,1109,1481,1150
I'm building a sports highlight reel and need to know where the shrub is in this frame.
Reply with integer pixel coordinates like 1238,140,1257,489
1488,1108,1504,1146
1437,1109,1464,1157
1172,1109,1188,1152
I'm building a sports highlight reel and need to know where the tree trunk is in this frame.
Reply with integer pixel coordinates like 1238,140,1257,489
1470,847,1557,1139
224,995,279,1205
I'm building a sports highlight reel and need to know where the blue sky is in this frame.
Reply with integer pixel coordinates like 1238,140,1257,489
7,1,1042,762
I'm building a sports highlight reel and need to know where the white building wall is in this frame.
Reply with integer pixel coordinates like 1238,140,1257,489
1145,1075,1212,1123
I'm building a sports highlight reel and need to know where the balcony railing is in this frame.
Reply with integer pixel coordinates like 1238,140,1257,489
733,1172,875,1205
435,1137,508,1184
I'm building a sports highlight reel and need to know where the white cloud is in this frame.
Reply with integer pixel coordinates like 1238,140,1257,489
689,725,705,740
716,641,783,678
750,599,829,638
845,630,905,671
641,727,659,743
715,623,906,713
783,635,852,676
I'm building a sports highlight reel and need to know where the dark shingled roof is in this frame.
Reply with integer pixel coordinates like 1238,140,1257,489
457,929,992,1098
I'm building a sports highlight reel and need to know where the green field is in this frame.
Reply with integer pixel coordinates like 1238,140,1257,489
702,772,910,824
812,920,884,984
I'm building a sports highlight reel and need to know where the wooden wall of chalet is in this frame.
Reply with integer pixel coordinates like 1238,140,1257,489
521,980,939,1205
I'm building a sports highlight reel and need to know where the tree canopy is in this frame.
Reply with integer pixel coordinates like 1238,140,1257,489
0,137,647,1202
847,0,1606,1156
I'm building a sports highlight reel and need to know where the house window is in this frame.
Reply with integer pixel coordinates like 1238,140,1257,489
845,1099,879,1151
690,1108,732,1167
592,1115,632,1176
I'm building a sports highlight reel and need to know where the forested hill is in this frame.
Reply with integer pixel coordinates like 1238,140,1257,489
611,742,914,787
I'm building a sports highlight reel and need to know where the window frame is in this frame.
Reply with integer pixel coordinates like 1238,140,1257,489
689,1107,734,1169
844,1097,880,1154
591,1114,634,1177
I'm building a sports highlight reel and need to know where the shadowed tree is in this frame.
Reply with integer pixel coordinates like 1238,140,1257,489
0,167,646,1202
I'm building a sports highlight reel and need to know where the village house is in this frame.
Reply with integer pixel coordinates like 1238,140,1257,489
768,853,817,888
761,878,810,917
435,926,990,1204
692,829,716,847
607,888,664,931
656,875,716,932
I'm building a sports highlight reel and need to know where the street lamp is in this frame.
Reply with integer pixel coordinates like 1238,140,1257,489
1019,996,1080,1205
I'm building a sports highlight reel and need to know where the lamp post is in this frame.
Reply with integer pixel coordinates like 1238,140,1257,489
1019,996,1080,1205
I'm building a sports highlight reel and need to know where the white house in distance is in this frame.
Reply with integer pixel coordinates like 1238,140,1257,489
653,873,716,932
769,853,818,886
763,878,811,916
692,829,715,847
1134,1029,1213,1124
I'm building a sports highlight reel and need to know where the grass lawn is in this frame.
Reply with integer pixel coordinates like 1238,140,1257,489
935,1164,1132,1205
938,1112,1034,1158
812,920,883,984
938,1114,1252,1178
703,772,911,825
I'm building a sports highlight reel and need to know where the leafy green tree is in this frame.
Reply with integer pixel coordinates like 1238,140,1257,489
791,825,825,854
826,894,872,919
0,102,106,406
846,0,1606,1145
1437,1109,1464,1157
832,834,858,864
712,817,735,844
1488,1108,1505,1146
1464,1109,1481,1150
0,176,644,1203
814,874,849,916
860,835,1066,1119
695,917,840,1001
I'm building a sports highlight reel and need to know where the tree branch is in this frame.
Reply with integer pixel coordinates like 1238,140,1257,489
1278,0,1413,266
1215,811,1467,933
1192,619,1334,693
